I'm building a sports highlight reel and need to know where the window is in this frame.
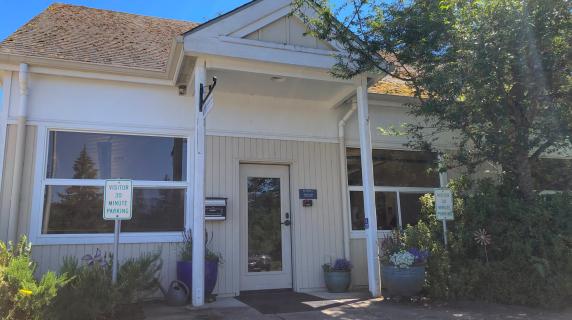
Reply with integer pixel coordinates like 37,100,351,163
347,148,439,232
41,131,187,234
531,158,572,191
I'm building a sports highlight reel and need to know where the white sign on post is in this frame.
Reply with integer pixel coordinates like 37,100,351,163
103,179,132,284
435,188,454,221
104,180,133,220
202,93,214,117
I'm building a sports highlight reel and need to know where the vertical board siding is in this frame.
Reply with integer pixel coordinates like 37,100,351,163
32,243,181,295
204,136,345,294
0,124,17,241
22,135,345,297
349,239,369,287
0,125,35,242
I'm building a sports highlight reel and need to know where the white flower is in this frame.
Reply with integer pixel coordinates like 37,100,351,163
390,251,415,268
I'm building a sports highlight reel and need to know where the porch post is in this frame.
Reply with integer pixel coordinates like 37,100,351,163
192,58,207,307
356,76,381,297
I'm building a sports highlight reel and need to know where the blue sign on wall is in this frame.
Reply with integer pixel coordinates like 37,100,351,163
299,189,317,200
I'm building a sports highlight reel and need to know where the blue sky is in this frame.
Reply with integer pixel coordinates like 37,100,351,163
0,0,254,41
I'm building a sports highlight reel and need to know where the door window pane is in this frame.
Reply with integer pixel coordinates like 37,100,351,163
247,177,283,272
346,148,439,187
46,131,187,181
399,193,426,227
43,186,185,234
349,191,398,230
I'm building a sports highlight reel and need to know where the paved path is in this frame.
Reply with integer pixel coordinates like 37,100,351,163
143,292,572,320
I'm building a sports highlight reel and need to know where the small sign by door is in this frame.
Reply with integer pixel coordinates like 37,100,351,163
299,189,317,200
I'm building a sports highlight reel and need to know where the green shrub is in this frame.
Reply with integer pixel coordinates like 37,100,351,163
404,180,572,308
0,236,69,320
49,249,162,320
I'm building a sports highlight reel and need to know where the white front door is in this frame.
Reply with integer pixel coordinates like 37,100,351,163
239,164,292,291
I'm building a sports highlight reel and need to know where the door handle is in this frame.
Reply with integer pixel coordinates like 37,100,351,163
281,220,291,226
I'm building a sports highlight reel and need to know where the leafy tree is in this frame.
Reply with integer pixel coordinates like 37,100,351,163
295,0,572,200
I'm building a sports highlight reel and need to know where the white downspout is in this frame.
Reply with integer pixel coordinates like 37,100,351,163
7,63,29,243
338,103,356,260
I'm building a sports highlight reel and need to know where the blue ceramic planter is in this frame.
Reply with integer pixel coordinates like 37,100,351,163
324,271,351,293
381,265,425,297
176,259,219,298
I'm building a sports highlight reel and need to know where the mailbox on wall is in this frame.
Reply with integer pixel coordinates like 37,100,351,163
205,197,227,221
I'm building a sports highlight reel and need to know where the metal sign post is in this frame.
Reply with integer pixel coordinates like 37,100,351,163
435,188,454,246
112,220,120,283
103,179,133,284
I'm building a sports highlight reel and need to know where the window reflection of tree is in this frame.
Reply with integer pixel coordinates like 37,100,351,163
247,177,282,272
48,146,110,233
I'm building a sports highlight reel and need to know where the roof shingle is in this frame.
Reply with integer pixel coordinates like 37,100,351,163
0,3,198,72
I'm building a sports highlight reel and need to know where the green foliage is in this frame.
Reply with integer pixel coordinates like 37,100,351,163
49,250,162,320
179,229,223,263
117,252,163,304
296,0,572,199
179,229,193,261
404,181,572,308
0,236,69,320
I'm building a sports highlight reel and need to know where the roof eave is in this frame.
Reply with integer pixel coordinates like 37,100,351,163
0,48,185,84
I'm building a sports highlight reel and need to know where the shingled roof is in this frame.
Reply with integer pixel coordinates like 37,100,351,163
0,3,198,72
369,76,415,97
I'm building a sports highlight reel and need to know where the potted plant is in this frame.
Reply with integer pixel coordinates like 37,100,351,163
322,258,352,293
177,230,222,301
379,232,429,297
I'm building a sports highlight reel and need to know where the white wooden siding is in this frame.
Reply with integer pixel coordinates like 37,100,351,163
245,16,334,51
16,135,345,297
32,242,182,295
204,136,345,295
0,125,36,240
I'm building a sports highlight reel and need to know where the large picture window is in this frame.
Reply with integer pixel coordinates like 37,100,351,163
41,131,187,234
347,148,439,232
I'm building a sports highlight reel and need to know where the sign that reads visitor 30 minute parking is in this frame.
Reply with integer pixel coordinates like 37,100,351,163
103,180,133,220
435,188,454,221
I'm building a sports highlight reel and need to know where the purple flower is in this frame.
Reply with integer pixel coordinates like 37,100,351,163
332,258,352,271
81,249,108,267
407,248,429,264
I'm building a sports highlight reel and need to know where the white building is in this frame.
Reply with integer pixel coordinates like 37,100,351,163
4,0,558,306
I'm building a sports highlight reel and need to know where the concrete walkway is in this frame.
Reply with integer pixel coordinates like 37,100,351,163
143,292,572,320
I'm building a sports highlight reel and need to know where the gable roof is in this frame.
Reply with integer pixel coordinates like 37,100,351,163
0,2,413,97
0,3,198,73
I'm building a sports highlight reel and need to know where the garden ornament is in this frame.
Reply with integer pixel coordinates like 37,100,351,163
159,280,190,306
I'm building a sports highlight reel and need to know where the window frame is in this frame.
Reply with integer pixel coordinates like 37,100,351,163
30,126,193,245
346,146,444,239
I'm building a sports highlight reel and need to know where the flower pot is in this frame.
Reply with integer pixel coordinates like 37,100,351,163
176,259,220,298
324,271,351,293
176,260,193,297
381,265,425,297
205,259,219,296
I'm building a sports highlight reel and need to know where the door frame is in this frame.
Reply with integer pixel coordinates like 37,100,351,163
238,162,295,292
